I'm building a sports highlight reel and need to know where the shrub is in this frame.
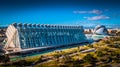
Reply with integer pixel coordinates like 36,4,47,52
87,44,93,48
83,54,98,64
0,54,10,64
96,51,104,57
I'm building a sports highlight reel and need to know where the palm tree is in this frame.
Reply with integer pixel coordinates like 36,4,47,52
77,46,80,52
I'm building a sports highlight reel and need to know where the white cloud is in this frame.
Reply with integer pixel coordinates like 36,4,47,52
84,15,110,20
73,9,102,14
89,9,102,14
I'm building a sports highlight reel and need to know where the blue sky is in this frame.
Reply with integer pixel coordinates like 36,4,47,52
0,0,120,28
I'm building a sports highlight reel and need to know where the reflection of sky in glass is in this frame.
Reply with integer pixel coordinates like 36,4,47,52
0,0,120,28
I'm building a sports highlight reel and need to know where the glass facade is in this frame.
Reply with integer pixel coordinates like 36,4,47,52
14,23,86,49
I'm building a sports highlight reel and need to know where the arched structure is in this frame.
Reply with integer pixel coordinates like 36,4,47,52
93,25,108,35
92,25,109,41
4,23,87,53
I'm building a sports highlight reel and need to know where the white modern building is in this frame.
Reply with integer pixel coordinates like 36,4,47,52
93,25,108,35
92,25,109,41
4,23,87,53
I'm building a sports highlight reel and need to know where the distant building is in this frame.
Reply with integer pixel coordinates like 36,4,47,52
84,29,94,34
93,25,108,35
92,25,109,41
4,23,87,53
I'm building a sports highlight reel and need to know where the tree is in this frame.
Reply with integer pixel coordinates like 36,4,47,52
0,54,10,64
116,31,120,36
83,54,98,65
77,46,81,52
87,44,93,48
96,51,104,57
4,54,10,64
